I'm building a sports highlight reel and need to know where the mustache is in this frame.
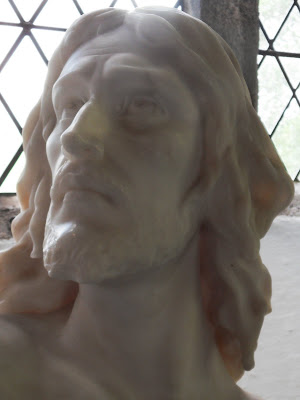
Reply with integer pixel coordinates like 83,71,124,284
50,161,127,205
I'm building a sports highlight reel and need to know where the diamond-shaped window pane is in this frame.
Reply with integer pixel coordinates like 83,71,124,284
258,56,292,134
0,103,22,176
34,0,81,28
275,6,300,53
0,1,20,23
137,0,178,6
257,54,263,64
0,36,47,126
77,0,115,13
272,99,300,180
259,0,293,39
32,30,65,61
12,0,46,22
279,57,300,89
0,152,25,193
0,26,22,64
113,0,135,10
259,27,269,50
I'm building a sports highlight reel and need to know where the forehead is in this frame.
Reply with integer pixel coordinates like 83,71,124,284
59,30,145,85
62,25,142,74
55,26,199,119
57,56,196,116
57,34,193,99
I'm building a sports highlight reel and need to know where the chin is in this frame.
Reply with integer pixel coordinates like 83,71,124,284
43,222,118,283
43,217,194,285
43,220,155,284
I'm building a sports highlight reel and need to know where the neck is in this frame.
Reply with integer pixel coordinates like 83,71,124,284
62,235,242,399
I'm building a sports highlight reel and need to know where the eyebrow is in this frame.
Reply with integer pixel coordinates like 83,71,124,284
104,66,154,87
103,62,181,90
54,55,103,90
53,72,87,92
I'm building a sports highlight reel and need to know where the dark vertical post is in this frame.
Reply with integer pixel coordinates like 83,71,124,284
182,0,259,110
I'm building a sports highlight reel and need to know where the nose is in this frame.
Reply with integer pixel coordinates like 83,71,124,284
61,100,108,160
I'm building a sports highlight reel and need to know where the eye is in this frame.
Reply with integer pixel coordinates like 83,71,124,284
65,100,85,112
127,97,158,114
60,100,86,121
117,95,168,130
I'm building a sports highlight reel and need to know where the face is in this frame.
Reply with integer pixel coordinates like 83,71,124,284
43,26,202,283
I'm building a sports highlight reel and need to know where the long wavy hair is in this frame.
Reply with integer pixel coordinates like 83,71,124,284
0,7,294,380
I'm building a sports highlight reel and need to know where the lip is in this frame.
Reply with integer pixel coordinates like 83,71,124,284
51,161,124,206
63,185,114,204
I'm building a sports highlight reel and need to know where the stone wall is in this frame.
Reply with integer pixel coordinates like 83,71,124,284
182,0,259,109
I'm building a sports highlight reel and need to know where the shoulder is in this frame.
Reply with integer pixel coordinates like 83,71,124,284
0,315,40,397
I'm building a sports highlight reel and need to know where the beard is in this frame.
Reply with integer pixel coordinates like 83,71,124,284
43,199,197,284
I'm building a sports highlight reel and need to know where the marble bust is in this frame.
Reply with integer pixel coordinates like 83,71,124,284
0,7,294,400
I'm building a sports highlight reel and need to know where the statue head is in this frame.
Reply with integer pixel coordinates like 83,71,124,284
0,7,294,381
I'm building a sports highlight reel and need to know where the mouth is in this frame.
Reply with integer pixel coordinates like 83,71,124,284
50,162,123,206
64,187,114,204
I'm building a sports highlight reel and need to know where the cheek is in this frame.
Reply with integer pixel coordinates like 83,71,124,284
163,127,200,183
126,126,198,200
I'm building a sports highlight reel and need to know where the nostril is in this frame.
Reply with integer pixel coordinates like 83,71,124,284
61,130,84,155
61,130,104,160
